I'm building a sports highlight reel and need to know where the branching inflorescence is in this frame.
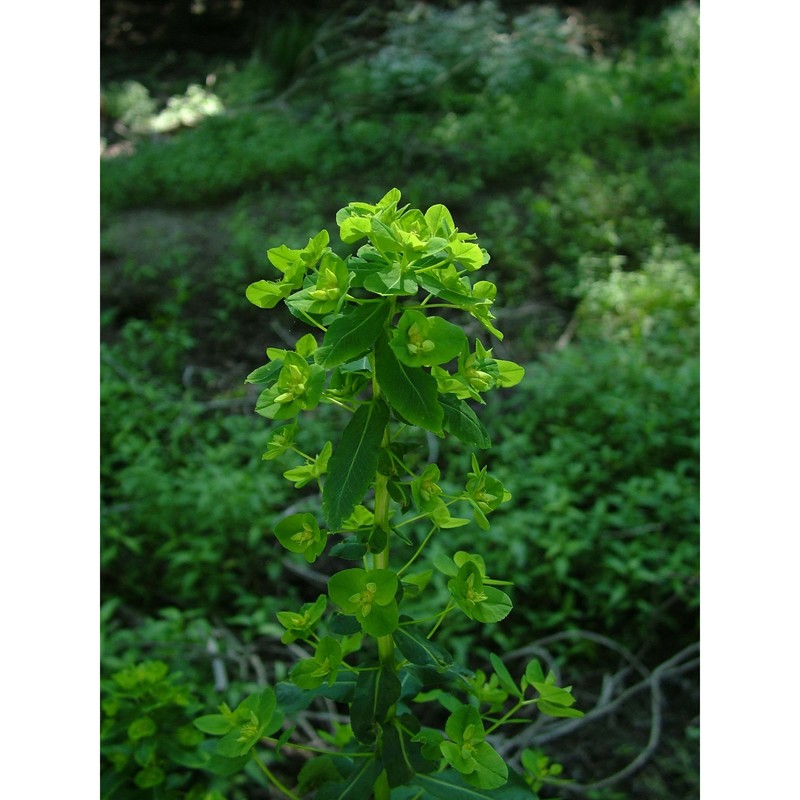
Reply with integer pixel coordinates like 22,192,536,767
194,189,582,799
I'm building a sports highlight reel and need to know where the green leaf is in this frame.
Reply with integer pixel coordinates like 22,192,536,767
536,700,584,718
375,335,444,434
204,753,251,777
134,767,165,789
339,215,373,244
351,666,401,743
382,722,416,787
267,244,302,274
215,687,279,757
440,396,491,449
413,769,534,799
496,360,525,388
360,599,399,637
127,716,157,740
363,262,418,296
317,300,391,368
449,563,512,623
297,755,343,795
448,240,488,271
328,538,368,560
323,399,389,530
245,360,283,385
193,714,234,735
524,659,545,686
274,513,327,563
489,654,523,700
531,682,576,707
390,310,467,368
246,279,293,309
393,622,454,670
440,707,509,790
316,757,383,800
382,720,432,787
291,637,343,689
424,204,455,238
329,612,362,635
328,567,398,635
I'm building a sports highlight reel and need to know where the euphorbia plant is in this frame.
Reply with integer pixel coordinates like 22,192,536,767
195,189,582,798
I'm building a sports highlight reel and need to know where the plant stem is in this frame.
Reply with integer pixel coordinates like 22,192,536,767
254,754,300,800
373,464,394,666
427,601,455,639
397,524,436,577
484,699,535,735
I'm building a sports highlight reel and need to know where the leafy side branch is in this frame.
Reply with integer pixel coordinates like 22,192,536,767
195,189,582,798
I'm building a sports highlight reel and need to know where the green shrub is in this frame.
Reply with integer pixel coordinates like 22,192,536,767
475,339,699,651
101,660,220,799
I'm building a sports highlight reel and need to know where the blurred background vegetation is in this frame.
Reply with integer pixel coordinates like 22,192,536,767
100,1,699,798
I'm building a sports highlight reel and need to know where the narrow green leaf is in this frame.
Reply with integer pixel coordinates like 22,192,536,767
537,699,585,718
393,622,454,670
323,399,389,530
489,654,523,700
531,682,576,707
382,720,432,787
440,396,491,449
317,300,391,368
413,769,535,800
244,361,283,385
351,665,401,744
328,538,368,560
316,757,383,800
382,722,415,787
375,335,443,434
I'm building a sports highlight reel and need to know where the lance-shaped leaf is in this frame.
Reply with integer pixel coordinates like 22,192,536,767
489,653,523,700
316,756,384,800
375,335,444,434
323,399,389,530
382,718,434,787
393,621,454,670
316,299,391,368
245,360,283,386
440,396,491,449
413,769,535,800
350,665,401,743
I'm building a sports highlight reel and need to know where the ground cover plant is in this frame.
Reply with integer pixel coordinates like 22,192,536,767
101,3,699,797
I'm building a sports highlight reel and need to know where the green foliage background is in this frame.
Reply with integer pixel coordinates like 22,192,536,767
101,2,699,798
